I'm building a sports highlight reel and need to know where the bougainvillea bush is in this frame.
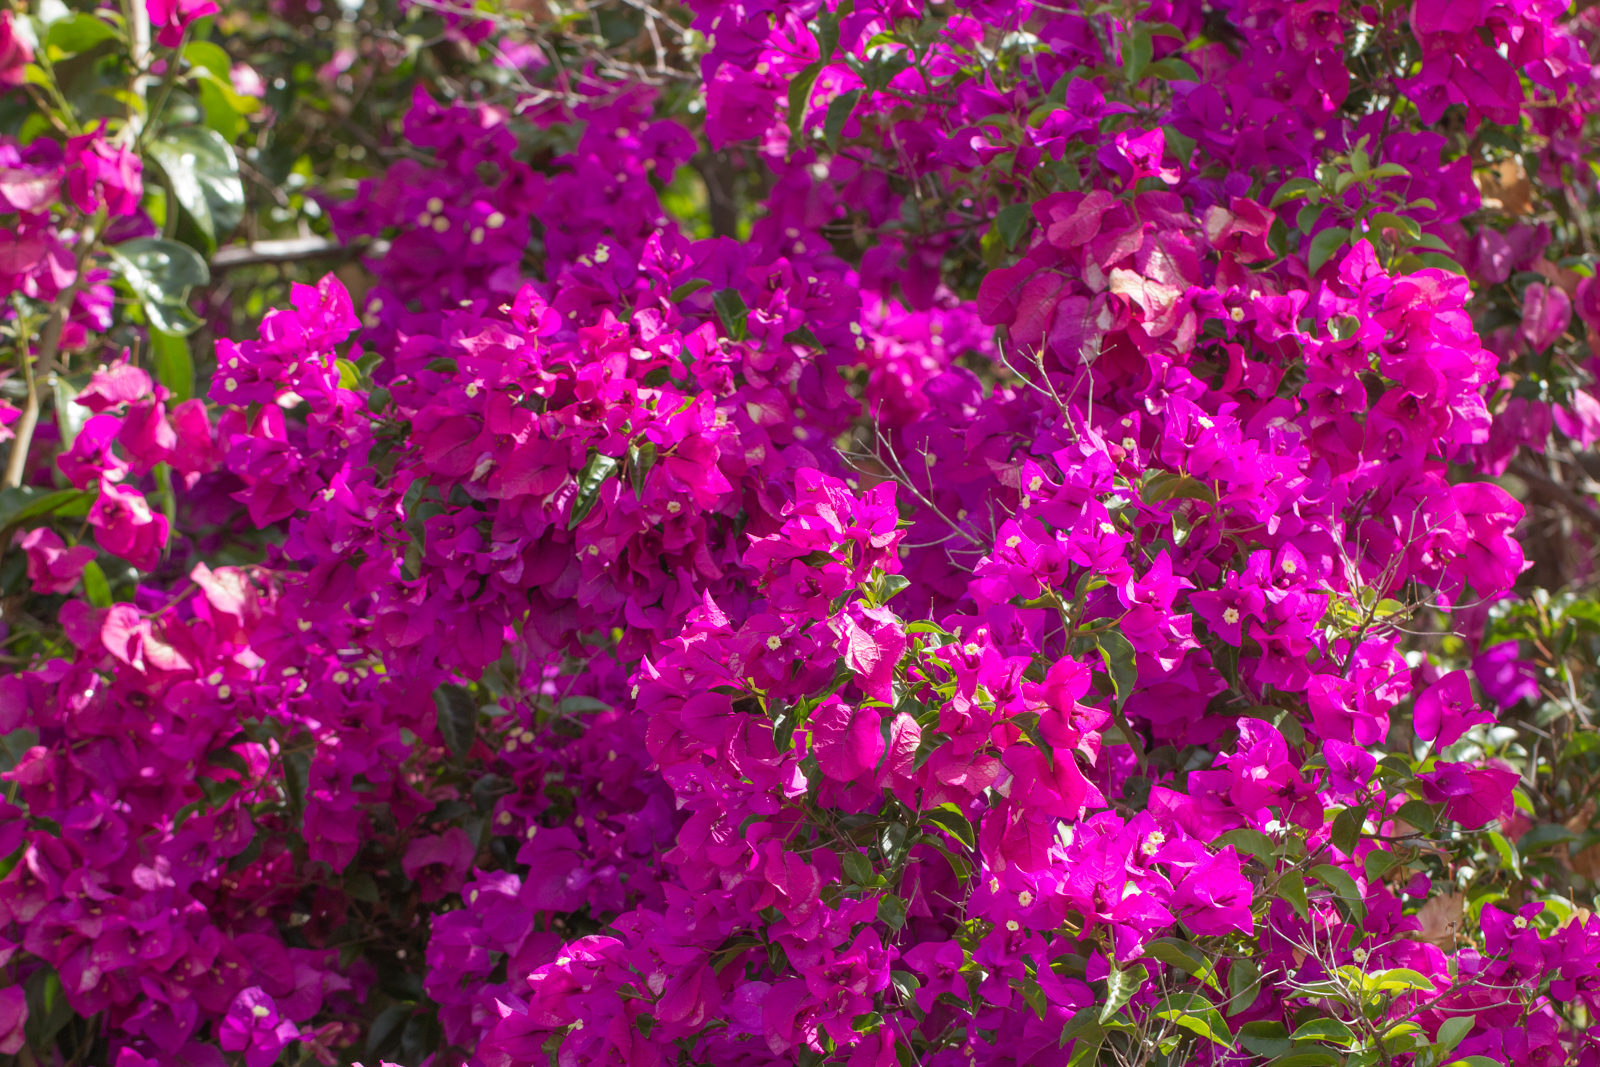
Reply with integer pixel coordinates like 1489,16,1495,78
8,0,1600,1065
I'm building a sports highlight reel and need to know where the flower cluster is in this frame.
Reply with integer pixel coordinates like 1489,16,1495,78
5,0,1600,1066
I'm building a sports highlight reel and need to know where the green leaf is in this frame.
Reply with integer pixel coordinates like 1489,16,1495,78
45,13,117,53
1100,962,1146,1023
432,682,478,761
1331,805,1365,855
149,329,195,401
876,894,907,930
198,76,246,141
1370,211,1421,241
81,559,111,606
147,126,246,243
1217,827,1276,864
1310,863,1366,925
1277,871,1309,920
183,40,232,79
1140,470,1217,505
568,451,619,529
1238,1020,1291,1058
1435,1016,1473,1054
842,850,874,885
1270,178,1323,208
1140,938,1219,988
788,61,823,139
1144,57,1199,81
1262,1054,1341,1067
628,440,658,498
1123,23,1153,83
922,803,976,849
1486,830,1520,876
51,376,88,448
713,288,749,341
1394,798,1437,832
1096,630,1138,711
824,89,862,150
1447,1058,1503,1067
1370,967,1436,993
1292,1018,1357,1045
0,486,92,529
109,238,211,335
996,203,1033,252
1229,957,1262,1012
1153,993,1234,1047
345,870,380,903
1363,849,1400,882
669,278,711,302
1307,227,1351,276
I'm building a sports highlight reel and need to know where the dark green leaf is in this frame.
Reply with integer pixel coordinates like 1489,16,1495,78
996,203,1033,252
1229,957,1261,1012
1217,827,1276,864
788,62,823,139
433,682,478,760
824,89,862,150
1277,872,1309,920
877,894,907,930
629,440,658,498
109,238,211,335
148,126,246,242
1306,227,1351,276
669,278,711,302
282,748,310,823
568,451,619,529
1395,798,1438,832
922,803,976,850
345,871,380,902
1331,805,1365,855
1238,1020,1291,1058
842,850,874,885
0,486,92,529
1096,630,1138,710
1310,863,1366,925
713,288,749,341
1123,24,1153,83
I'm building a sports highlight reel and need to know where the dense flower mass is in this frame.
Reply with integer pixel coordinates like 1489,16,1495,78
5,1,1600,1067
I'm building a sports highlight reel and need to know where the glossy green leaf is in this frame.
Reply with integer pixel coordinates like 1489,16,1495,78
568,451,619,529
109,238,211,335
148,126,246,242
